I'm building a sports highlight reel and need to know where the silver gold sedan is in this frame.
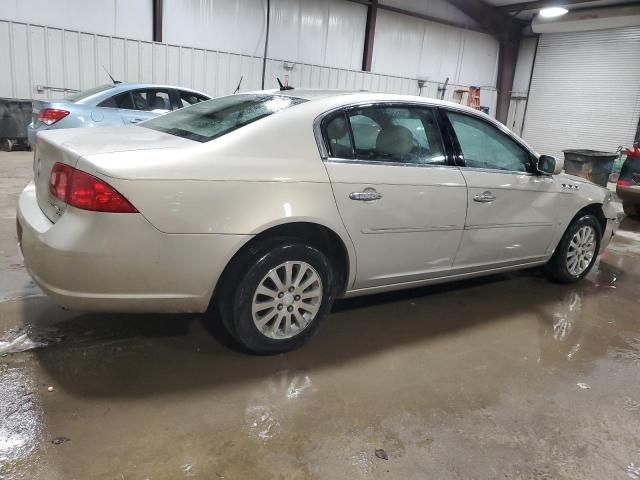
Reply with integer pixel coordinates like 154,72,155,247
17,90,618,354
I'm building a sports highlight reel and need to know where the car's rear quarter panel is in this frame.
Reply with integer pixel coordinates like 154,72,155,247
76,104,358,292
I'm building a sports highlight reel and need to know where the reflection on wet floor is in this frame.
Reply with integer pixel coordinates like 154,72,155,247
0,217,639,478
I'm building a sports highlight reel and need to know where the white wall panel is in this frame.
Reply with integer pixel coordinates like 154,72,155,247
163,0,366,70
0,18,496,117
162,0,266,57
372,10,499,88
0,0,152,40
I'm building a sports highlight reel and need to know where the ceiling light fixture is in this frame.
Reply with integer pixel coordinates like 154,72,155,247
539,6,569,17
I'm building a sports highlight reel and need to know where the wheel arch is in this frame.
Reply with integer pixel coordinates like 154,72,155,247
572,203,606,234
210,220,355,308
549,202,606,257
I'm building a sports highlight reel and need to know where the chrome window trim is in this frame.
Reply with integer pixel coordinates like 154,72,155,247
324,158,458,170
461,167,534,176
313,99,539,162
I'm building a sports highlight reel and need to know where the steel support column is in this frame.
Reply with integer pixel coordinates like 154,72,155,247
362,0,378,71
495,39,520,124
153,0,163,43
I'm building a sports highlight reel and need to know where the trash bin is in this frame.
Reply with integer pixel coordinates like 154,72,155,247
0,98,32,151
562,149,618,187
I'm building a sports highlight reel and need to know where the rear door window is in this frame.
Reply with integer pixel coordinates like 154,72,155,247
99,92,134,109
346,106,446,165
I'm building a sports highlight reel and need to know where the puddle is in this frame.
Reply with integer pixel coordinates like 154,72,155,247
244,370,314,442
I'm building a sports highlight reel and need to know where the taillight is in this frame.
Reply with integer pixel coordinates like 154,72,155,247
617,178,631,186
49,162,138,213
38,108,70,126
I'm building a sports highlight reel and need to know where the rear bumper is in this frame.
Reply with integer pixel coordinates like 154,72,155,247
17,182,250,313
599,215,619,254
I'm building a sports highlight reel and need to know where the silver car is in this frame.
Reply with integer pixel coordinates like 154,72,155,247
27,83,210,146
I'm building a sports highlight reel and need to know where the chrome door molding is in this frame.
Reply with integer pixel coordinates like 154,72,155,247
324,158,460,171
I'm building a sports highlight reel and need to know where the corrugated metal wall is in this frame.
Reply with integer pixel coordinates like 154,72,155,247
0,19,497,115
163,0,367,70
372,9,499,88
0,0,153,40
522,27,640,159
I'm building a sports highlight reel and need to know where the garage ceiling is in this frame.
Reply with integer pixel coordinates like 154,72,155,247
483,0,640,19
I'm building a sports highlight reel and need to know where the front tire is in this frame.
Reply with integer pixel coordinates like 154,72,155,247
218,240,335,354
545,214,602,284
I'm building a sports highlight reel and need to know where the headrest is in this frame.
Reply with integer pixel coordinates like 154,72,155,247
327,116,348,140
376,125,413,157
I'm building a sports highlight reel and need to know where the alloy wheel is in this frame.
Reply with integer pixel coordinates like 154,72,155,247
566,225,597,276
251,261,323,339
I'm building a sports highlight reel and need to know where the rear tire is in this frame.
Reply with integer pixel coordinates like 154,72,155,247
623,201,639,218
217,239,335,354
545,214,601,284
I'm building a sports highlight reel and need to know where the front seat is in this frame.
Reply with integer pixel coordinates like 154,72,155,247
151,96,169,111
375,125,414,162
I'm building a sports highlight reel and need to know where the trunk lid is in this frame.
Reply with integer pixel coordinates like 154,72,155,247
34,126,194,222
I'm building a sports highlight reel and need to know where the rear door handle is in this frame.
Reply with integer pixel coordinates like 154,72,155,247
129,118,144,124
349,189,383,202
473,191,496,203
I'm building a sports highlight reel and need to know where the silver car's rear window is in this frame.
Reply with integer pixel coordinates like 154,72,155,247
141,94,307,143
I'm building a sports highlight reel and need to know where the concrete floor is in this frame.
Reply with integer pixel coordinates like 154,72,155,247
1,150,640,480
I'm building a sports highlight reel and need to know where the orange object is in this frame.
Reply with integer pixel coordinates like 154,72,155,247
468,86,481,110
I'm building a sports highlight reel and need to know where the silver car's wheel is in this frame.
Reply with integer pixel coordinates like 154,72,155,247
252,260,323,340
566,225,597,276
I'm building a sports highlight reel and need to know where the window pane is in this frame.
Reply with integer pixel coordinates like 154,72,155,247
99,92,133,109
346,106,446,165
324,114,353,159
142,94,306,143
447,112,531,173
179,91,207,108
130,89,171,111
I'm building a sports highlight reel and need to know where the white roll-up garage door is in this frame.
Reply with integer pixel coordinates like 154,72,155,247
522,27,640,159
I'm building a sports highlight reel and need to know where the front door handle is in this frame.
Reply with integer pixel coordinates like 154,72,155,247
349,189,383,202
129,118,144,124
473,191,496,203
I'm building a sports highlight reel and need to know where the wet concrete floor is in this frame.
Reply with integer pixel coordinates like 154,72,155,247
1,151,640,479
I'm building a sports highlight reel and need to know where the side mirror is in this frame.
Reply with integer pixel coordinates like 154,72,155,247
537,155,563,175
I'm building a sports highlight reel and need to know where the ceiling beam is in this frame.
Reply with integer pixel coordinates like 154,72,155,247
445,0,524,42
345,0,488,33
498,0,606,12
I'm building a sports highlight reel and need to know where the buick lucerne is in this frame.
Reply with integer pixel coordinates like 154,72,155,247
17,90,619,353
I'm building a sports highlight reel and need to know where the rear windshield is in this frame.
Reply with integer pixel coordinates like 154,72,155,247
141,94,307,142
65,84,114,102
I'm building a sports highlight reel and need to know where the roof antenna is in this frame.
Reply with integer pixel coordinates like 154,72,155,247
102,66,121,85
233,76,243,94
277,77,294,91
